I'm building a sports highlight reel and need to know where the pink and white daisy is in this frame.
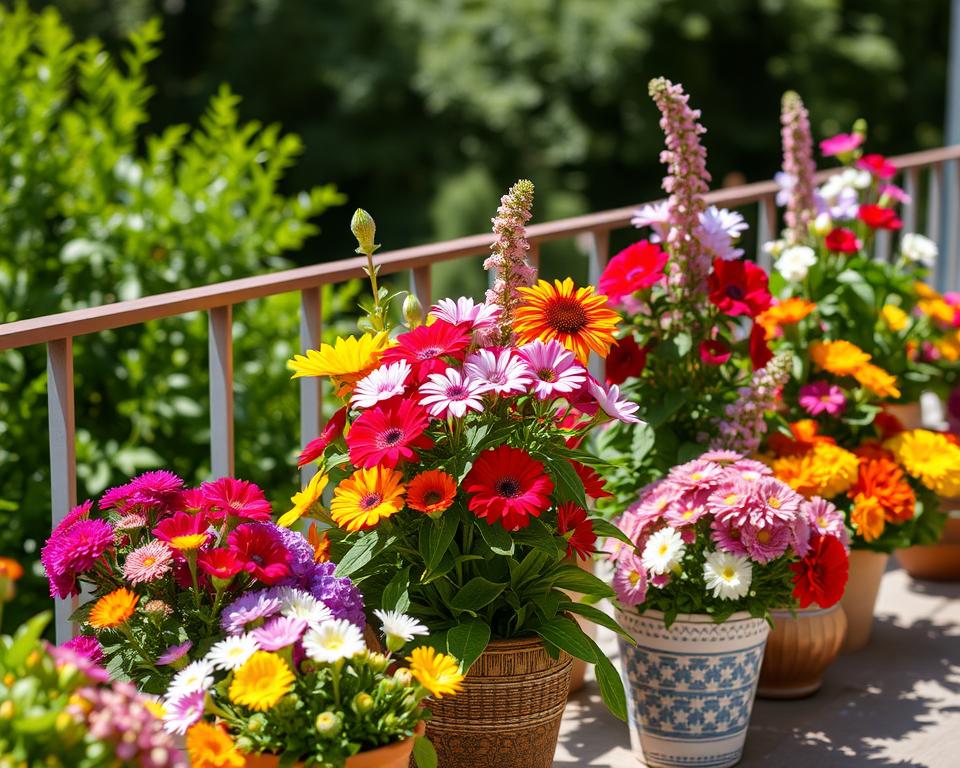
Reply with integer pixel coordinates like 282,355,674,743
740,521,792,563
419,367,485,418
252,615,308,651
752,476,802,526
612,551,648,607
162,689,205,735
123,540,173,585
663,494,710,527
166,659,214,699
351,360,411,409
732,458,773,480
798,380,846,417
802,496,850,548
518,340,587,400
430,297,501,331
587,378,642,424
156,640,193,666
463,348,533,395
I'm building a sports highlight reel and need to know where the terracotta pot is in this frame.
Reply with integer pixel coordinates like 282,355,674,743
757,603,847,699
615,609,769,768
839,550,889,652
897,509,960,582
424,635,571,768
565,557,597,694
885,401,924,430
244,721,424,768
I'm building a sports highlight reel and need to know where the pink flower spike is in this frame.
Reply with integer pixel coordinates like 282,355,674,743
419,367,486,418
464,348,533,395
201,477,272,521
798,380,846,417
518,339,587,399
431,297,501,331
820,133,864,157
351,360,411,409
587,378,642,424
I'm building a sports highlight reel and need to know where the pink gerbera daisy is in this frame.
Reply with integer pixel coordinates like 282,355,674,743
419,367,486,418
346,399,433,468
464,348,533,395
798,380,846,417
518,340,587,399
430,297,501,331
587,378,642,424
123,540,174,585
381,320,471,381
351,360,412,409
228,523,291,585
201,478,272,522
613,551,648,607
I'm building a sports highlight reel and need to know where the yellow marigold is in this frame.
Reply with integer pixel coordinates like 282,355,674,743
407,646,464,699
756,298,816,338
853,363,901,399
229,651,295,712
850,493,886,543
936,331,960,363
88,588,139,630
287,332,391,397
278,470,329,528
772,442,859,499
810,340,871,378
914,281,940,300
880,304,909,332
918,298,956,327
885,429,960,497
186,722,245,768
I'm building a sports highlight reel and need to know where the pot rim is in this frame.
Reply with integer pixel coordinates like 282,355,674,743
769,603,841,618
614,607,764,625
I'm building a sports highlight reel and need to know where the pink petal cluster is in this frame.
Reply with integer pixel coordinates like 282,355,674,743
798,380,846,417
780,91,818,243
709,354,791,454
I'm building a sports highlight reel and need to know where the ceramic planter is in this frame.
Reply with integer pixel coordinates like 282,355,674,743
425,635,571,768
615,608,769,768
757,604,847,699
839,550,889,652
243,721,424,768
897,508,960,582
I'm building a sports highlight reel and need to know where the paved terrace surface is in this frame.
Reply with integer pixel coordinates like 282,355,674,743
555,563,960,767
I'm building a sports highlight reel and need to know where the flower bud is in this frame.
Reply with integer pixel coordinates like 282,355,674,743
367,652,390,673
402,293,424,329
0,700,14,719
351,209,379,255
315,711,341,737
247,713,267,734
392,668,413,687
352,693,374,715
813,212,832,237
852,118,867,139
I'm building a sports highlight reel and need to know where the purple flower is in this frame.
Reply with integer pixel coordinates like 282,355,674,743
697,206,747,261
221,588,284,634
276,526,319,586
710,354,791,454
253,615,308,651
518,340,586,399
161,688,206,736
307,562,365,628
798,380,846,417
156,641,193,666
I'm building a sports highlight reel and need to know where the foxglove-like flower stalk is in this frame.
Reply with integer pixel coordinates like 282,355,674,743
710,354,791,454
780,92,818,244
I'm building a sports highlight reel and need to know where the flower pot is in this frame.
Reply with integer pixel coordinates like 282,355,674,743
896,508,960,582
243,722,424,768
565,557,597,695
839,550,889,652
757,603,847,699
424,635,572,768
615,608,769,768
886,401,924,430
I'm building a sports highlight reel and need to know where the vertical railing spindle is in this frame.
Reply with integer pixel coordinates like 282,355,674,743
411,265,432,307
299,287,323,485
927,163,943,289
587,230,610,380
756,195,777,270
208,306,235,478
948,159,960,291
47,338,77,644
528,242,541,275
903,167,919,235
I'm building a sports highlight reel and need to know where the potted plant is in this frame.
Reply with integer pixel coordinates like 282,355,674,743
611,453,848,766
285,184,632,768
0,611,185,766
38,471,358,693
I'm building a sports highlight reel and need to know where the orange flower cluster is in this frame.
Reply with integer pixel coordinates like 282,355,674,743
809,340,900,399
756,298,816,340
847,451,916,542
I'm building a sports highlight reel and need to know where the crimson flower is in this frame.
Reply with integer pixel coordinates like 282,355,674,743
557,410,590,449
699,339,731,366
152,511,210,552
556,502,597,561
381,320,471,381
858,204,902,231
201,478,272,521
791,532,849,609
346,399,433,469
605,335,648,385
707,258,771,318
749,323,773,371
197,548,244,581
598,240,668,304
464,446,555,531
227,523,291,585
856,153,896,180
824,228,860,253
298,407,348,467
571,461,612,499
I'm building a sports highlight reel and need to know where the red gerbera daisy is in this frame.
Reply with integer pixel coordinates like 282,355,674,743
381,320,471,381
556,502,597,561
856,153,896,180
791,532,848,609
824,227,860,253
227,523,291,585
463,446,554,531
346,399,433,469
570,461,612,499
605,335,648,385
598,240,668,304
298,407,348,467
201,477,272,522
707,258,771,318
858,204,902,231
197,548,244,581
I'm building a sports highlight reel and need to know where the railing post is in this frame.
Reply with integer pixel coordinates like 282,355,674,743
927,163,944,290
587,230,610,380
903,167,920,235
47,338,77,644
528,242,541,275
299,287,323,485
411,265,432,308
756,195,777,270
208,306,235,479
947,159,960,291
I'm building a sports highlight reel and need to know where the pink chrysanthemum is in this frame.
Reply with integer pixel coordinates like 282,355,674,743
431,297,501,331
700,449,742,465
740,521,792,563
798,380,846,417
709,515,750,556
351,360,411,410
162,689,206,735
518,340,587,399
114,513,147,531
663,492,710,527
419,367,486,418
613,551,649,607
51,500,94,538
201,477,272,522
731,458,773,479
802,496,850,548
123,540,174,585
464,348,533,395
752,476,803,526
99,484,135,513
61,635,104,665
665,459,724,490
586,378,642,424
41,517,115,599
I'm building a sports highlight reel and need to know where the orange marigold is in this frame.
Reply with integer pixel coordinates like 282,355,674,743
772,442,859,499
918,297,956,327
88,588,139,630
850,493,886,542
186,722,245,768
767,419,835,458
810,340,871,377
853,363,901,399
849,457,915,524
756,298,816,339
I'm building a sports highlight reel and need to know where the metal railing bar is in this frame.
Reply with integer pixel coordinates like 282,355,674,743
756,195,777,270
208,306,235,479
948,159,960,292
410,265,432,307
928,163,944,290
299,288,322,486
528,242,541,273
903,167,920,235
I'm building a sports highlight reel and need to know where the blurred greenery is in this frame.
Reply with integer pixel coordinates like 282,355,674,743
0,0,952,624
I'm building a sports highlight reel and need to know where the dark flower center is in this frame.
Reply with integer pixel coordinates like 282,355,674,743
360,492,383,510
447,385,468,399
537,368,557,382
423,490,443,506
416,346,443,360
495,477,522,498
725,285,744,300
546,297,588,334
378,428,404,447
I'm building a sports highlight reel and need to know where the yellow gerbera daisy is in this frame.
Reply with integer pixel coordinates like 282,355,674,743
229,651,295,712
287,332,391,396
406,645,464,699
278,470,329,528
853,363,900,399
330,466,405,532
936,331,960,362
809,339,871,377
186,722,245,768
88,588,139,630
880,304,909,332
514,278,620,363
885,429,960,497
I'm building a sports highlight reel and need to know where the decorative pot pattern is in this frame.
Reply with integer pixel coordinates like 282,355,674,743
839,550,889,652
424,635,571,768
616,609,769,768
758,603,847,699
897,509,960,582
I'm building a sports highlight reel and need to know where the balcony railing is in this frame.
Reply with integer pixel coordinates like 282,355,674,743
3,144,960,642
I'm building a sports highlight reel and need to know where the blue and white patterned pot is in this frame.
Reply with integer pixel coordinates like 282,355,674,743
615,609,770,768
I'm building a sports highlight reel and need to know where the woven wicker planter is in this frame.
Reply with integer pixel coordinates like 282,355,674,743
758,604,847,699
897,508,960,582
424,635,572,768
244,721,423,768
839,550,889,652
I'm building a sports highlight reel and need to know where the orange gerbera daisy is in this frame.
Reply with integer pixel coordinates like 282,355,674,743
849,457,915,523
330,465,406,532
810,340,871,377
853,363,900,399
406,469,457,516
756,298,816,338
186,722,245,768
88,587,139,630
850,493,886,542
514,278,619,363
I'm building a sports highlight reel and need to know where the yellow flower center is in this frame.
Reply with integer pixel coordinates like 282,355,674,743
722,567,736,581
724,493,739,506
629,571,642,586
768,497,781,509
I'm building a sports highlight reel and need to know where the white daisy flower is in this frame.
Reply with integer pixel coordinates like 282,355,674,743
351,360,412,409
302,619,366,664
279,588,334,626
205,633,259,671
641,528,686,575
774,245,817,283
703,550,753,601
900,233,938,267
166,659,215,698
373,609,429,651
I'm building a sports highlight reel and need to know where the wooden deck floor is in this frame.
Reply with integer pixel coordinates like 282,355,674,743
555,563,960,767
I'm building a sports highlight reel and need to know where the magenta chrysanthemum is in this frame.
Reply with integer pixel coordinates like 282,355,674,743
128,470,184,508
201,477,272,521
41,517,115,599
123,540,174,585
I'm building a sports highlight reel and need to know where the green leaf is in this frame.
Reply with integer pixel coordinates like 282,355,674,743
509,550,549,590
631,421,656,462
446,618,491,672
475,518,514,556
449,577,508,614
551,564,615,598
413,735,439,768
561,600,636,644
590,518,634,549
513,518,566,558
335,530,395,578
540,454,587,507
426,511,460,570
595,654,628,721
535,616,598,661
5,613,50,669
381,567,411,613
